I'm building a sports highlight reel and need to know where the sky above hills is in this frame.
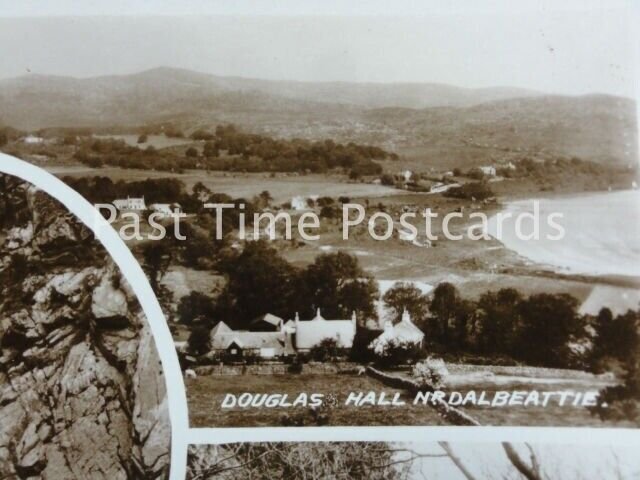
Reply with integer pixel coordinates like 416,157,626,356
0,1,636,98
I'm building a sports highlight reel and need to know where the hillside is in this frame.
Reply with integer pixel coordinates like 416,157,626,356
0,67,636,167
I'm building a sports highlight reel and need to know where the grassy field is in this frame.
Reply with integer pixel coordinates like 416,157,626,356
47,165,402,203
93,134,194,149
186,372,627,428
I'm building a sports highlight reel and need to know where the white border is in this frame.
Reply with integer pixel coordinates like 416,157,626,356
0,154,189,480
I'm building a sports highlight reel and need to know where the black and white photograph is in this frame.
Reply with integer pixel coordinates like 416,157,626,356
0,172,171,478
0,1,639,433
187,440,640,479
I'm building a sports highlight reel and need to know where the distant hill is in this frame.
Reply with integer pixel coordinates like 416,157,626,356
0,67,635,167
0,67,538,129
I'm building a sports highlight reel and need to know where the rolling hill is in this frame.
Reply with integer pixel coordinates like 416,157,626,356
0,67,636,167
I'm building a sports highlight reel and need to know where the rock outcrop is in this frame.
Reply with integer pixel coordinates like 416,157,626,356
0,174,170,478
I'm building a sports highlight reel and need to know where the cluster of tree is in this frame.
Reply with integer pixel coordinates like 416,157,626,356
70,123,393,175
444,181,495,201
589,307,640,425
62,175,196,207
195,124,390,175
507,157,614,179
364,282,639,373
179,243,378,330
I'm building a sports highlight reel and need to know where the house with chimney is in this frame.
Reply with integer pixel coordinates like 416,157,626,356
369,309,424,355
290,308,357,352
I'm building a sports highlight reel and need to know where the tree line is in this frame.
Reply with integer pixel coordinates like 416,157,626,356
69,123,393,176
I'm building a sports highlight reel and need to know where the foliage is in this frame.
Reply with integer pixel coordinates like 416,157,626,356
188,325,211,356
373,339,426,368
382,282,429,326
72,123,391,174
178,292,217,325
215,241,299,328
299,251,378,320
515,293,584,367
188,442,405,480
309,338,341,362
444,181,494,200
412,357,449,389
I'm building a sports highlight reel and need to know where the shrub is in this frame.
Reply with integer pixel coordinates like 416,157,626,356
412,357,449,389
373,339,426,368
309,338,340,362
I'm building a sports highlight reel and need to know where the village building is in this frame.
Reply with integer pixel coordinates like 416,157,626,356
291,309,357,352
23,135,44,144
478,165,497,177
290,195,319,211
369,310,425,354
150,202,181,217
398,170,413,182
113,197,147,211
209,320,294,359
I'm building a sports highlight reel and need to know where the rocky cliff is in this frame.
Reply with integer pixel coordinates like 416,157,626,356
0,174,171,478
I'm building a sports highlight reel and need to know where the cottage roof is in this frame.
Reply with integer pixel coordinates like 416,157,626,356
369,310,424,351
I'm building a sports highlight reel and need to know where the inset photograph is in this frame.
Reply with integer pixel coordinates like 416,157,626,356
0,173,171,478
187,440,640,479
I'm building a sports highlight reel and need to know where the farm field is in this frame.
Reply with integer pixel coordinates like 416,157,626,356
46,165,402,203
93,133,194,149
186,371,626,428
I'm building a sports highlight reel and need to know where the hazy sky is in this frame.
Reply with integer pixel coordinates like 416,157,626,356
0,0,637,97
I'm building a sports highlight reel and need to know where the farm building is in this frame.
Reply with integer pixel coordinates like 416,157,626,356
113,197,147,211
150,203,182,217
209,321,294,359
478,165,497,177
292,309,357,351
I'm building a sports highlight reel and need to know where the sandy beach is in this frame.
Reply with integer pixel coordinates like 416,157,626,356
488,190,640,278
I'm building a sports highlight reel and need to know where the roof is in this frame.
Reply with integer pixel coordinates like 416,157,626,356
370,310,424,352
211,321,232,336
210,325,293,354
294,309,356,350
250,313,284,330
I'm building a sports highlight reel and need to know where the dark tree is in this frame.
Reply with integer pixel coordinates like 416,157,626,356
429,282,460,343
178,292,217,325
515,293,584,367
300,251,378,321
188,325,211,356
140,242,173,292
215,241,298,327
382,282,429,326
477,288,523,355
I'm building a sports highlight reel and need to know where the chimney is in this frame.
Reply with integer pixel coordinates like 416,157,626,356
402,308,411,324
351,311,357,328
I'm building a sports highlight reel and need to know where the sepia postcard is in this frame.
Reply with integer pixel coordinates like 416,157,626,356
0,1,639,478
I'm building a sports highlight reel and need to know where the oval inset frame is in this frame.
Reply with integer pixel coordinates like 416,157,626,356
0,153,189,479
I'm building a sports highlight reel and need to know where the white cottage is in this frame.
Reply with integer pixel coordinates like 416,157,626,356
113,197,147,211
150,203,181,217
369,310,424,354
292,309,357,351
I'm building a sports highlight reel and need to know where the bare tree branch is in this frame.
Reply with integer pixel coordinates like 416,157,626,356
438,442,480,480
502,443,543,480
